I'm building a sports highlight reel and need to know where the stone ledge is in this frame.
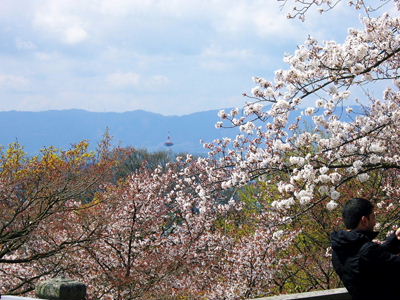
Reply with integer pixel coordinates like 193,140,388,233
247,288,351,300
2,287,350,300
2,297,46,300
35,278,86,300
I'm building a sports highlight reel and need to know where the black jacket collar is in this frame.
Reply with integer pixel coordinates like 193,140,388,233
353,230,379,241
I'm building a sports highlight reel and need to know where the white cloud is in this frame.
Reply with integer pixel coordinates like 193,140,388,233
64,26,88,44
200,45,254,71
107,72,141,87
32,0,302,42
15,38,36,50
0,74,29,89
34,51,58,61
150,75,169,85
33,1,88,45
200,60,230,72
29,0,353,54
214,1,301,38
106,72,170,89
202,45,252,59
94,0,296,39
0,0,365,115
97,0,211,18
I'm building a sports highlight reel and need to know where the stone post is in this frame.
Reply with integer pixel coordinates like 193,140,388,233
35,278,86,300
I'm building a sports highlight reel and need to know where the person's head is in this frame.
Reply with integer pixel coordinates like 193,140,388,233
343,198,376,231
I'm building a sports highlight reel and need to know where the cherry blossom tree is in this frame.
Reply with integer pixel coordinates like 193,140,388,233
210,0,400,225
4,1,400,299
0,141,114,294
57,157,229,300
50,2,400,298
50,154,294,300
204,0,400,294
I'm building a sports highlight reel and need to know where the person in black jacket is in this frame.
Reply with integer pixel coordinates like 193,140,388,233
331,197,400,300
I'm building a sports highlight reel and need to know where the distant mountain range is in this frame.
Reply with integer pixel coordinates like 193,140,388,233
0,106,360,155
0,109,240,155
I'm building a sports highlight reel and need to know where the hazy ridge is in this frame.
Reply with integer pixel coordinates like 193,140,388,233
0,106,358,154
0,109,239,154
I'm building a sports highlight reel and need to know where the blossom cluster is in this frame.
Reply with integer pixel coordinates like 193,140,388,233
211,1,400,214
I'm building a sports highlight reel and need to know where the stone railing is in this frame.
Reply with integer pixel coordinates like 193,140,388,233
3,278,86,300
248,288,351,300
2,279,350,300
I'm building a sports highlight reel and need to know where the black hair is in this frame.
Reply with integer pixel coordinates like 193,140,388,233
342,198,374,230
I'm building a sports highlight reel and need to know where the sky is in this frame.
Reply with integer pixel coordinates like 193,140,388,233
0,0,369,115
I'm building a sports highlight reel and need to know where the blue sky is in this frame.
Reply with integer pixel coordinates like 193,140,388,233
0,0,363,115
